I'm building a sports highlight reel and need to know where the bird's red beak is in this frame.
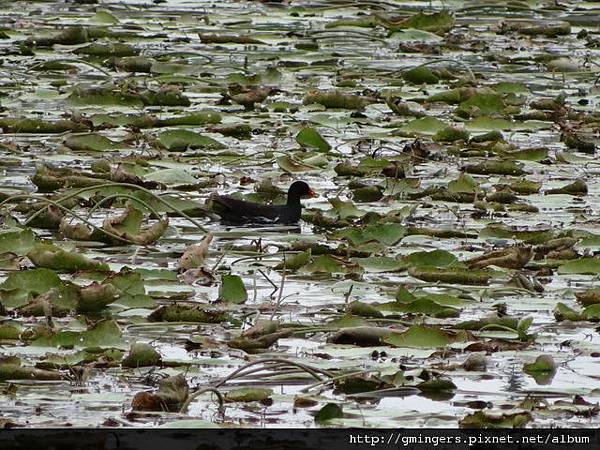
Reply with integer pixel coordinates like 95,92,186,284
308,188,318,198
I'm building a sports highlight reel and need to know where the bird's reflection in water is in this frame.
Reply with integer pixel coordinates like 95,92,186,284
224,225,302,234
506,363,525,392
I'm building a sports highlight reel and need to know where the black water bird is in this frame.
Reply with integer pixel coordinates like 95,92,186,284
208,181,317,225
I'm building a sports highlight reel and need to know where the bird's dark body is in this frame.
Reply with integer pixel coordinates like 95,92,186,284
208,181,315,225
209,196,301,224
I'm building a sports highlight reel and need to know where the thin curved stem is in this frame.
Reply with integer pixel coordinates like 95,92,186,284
19,197,139,244
179,387,224,413
301,369,379,393
83,193,163,223
0,182,208,232
214,358,333,388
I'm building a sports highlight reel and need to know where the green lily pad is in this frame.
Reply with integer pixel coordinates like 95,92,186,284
296,127,331,152
299,255,363,275
448,173,480,194
0,228,35,256
400,249,458,269
159,129,225,151
328,197,366,220
0,268,62,294
383,325,451,348
219,274,247,304
63,133,121,152
333,223,407,246
352,256,403,272
557,258,600,275
224,387,272,402
398,116,447,135
32,319,126,349
122,342,161,368
27,241,109,272
143,168,197,184
315,403,344,424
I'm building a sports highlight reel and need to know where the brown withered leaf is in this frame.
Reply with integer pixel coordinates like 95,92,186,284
467,246,532,270
177,233,213,271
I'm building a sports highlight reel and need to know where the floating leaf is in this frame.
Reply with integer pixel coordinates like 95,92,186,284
103,207,168,245
315,403,344,424
328,197,365,220
144,168,197,184
27,241,109,272
0,358,61,382
274,250,311,271
122,343,161,368
224,387,272,403
383,325,451,348
408,267,490,285
299,255,362,274
400,249,458,269
558,258,600,275
0,228,35,256
296,127,331,152
448,173,480,194
159,130,225,151
382,10,455,34
0,268,62,294
353,256,403,273
398,116,447,135
333,223,407,246
276,155,322,173
459,410,532,428
32,319,125,349
63,133,120,152
132,374,188,412
219,274,247,304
